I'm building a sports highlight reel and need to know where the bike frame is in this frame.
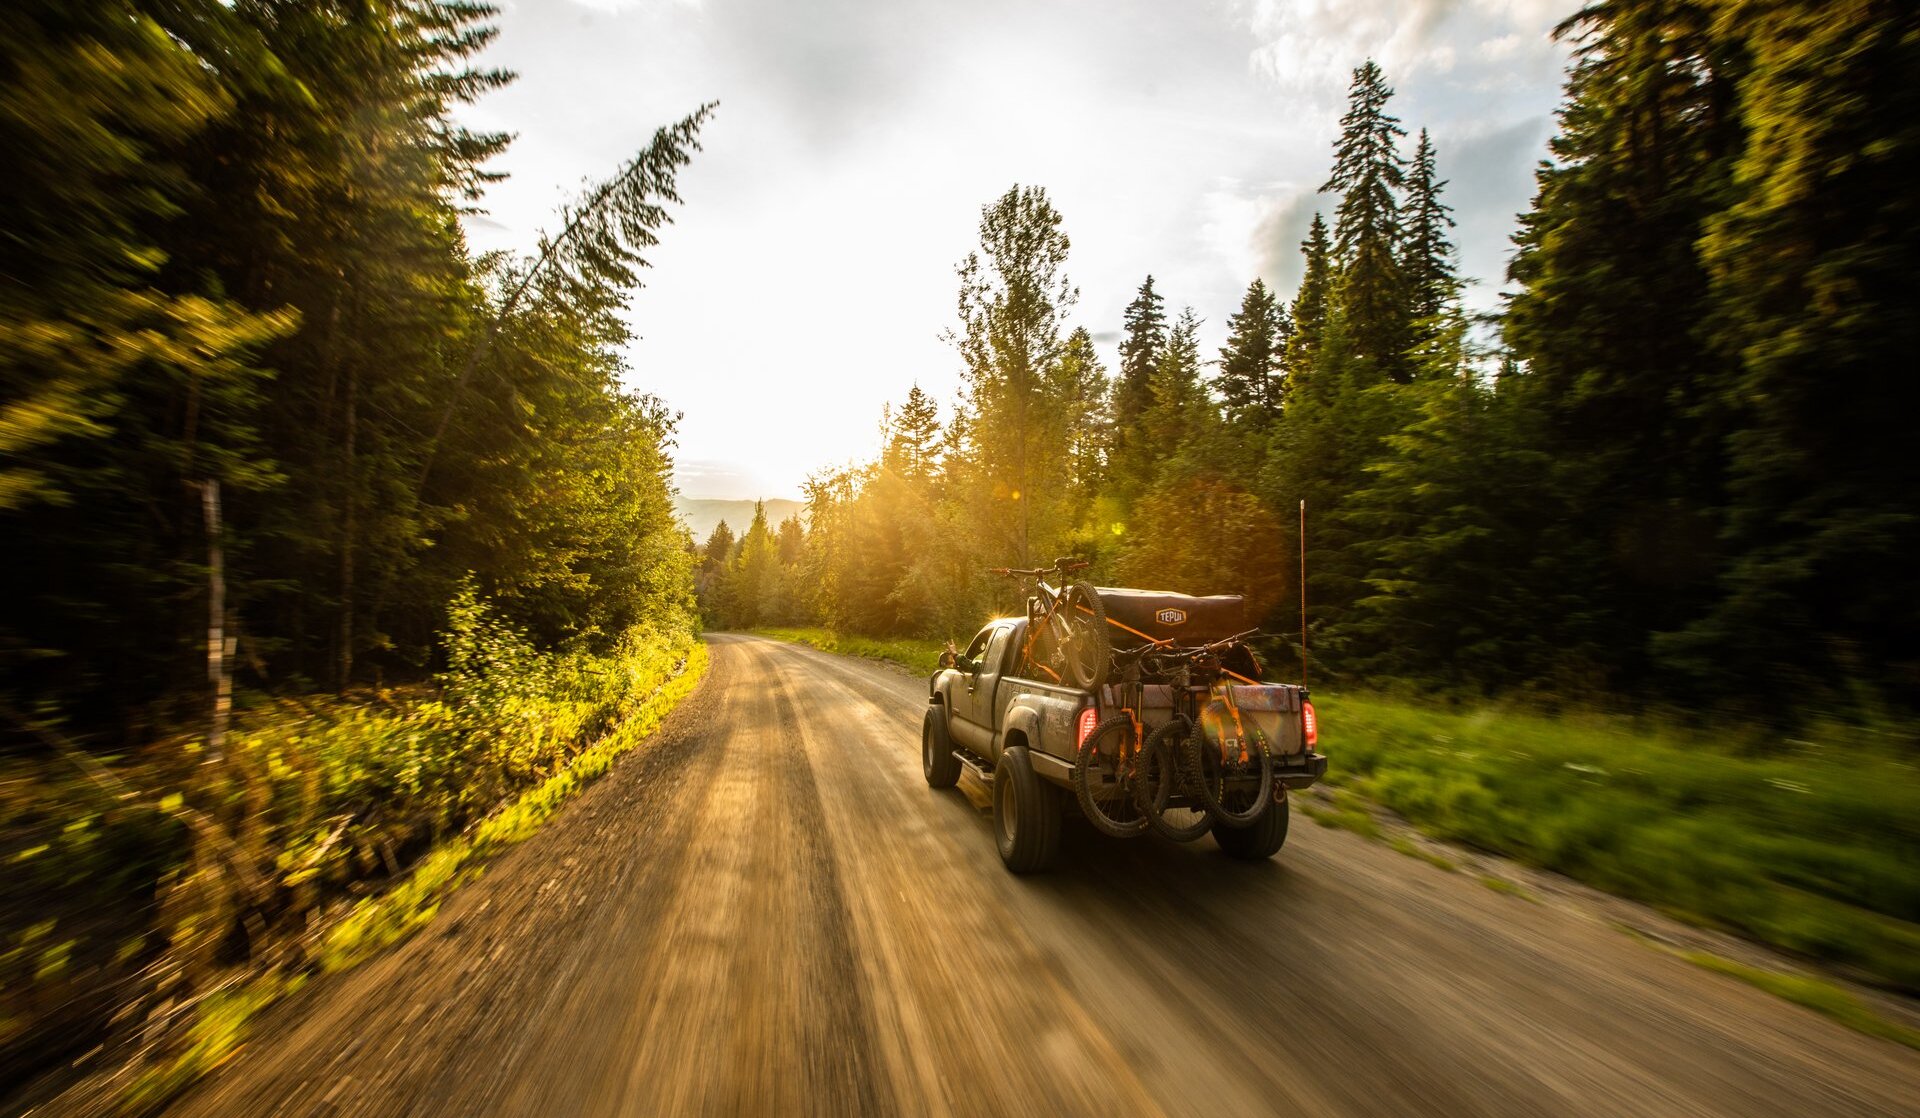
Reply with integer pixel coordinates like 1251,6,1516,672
990,560,1088,685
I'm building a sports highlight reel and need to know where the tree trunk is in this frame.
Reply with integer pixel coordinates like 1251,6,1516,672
202,480,230,763
338,363,357,692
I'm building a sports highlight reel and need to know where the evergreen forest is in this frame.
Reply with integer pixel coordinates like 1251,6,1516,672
2,0,710,1093
701,9,1920,719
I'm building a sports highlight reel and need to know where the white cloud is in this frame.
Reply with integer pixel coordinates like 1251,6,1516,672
1237,0,1561,111
1479,32,1524,60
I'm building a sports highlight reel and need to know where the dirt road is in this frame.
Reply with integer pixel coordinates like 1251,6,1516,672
168,634,1919,1117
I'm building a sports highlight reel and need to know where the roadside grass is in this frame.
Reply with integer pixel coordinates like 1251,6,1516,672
1388,835,1458,873
1479,875,1537,902
119,978,295,1115
1299,785,1383,841
1316,692,1920,991
1680,951,1920,1050
753,627,946,677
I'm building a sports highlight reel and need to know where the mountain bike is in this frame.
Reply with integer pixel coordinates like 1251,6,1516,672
990,558,1111,692
1073,643,1155,838
1148,631,1275,830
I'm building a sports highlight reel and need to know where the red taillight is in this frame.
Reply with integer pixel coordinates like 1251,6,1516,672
1302,701,1318,748
1076,706,1100,750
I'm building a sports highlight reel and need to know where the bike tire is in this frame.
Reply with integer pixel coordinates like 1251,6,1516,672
1181,718,1274,829
1135,716,1213,842
1059,582,1111,692
1074,715,1149,838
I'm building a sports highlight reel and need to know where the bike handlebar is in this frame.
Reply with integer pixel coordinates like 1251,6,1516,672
1147,629,1261,662
989,558,1090,579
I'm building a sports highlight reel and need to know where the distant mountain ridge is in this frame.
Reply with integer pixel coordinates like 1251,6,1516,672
675,497,805,541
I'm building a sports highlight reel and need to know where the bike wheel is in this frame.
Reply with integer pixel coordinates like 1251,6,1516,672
1134,716,1212,842
1074,715,1149,838
1058,582,1111,691
1181,717,1274,829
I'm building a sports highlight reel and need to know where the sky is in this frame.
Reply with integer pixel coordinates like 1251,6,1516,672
459,0,1576,501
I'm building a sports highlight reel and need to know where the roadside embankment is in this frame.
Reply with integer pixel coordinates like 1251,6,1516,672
1313,693,1920,993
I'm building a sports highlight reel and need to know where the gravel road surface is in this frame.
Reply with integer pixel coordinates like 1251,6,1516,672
164,633,1920,1117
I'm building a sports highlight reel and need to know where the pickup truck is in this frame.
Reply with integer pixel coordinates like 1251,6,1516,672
921,608,1327,872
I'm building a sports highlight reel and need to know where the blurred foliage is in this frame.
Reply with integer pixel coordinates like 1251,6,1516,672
0,0,711,1099
0,591,701,1094
2,0,703,733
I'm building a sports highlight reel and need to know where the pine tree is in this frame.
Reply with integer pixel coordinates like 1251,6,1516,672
696,520,736,627
1144,309,1204,455
1216,278,1290,425
1504,0,1743,691
1322,61,1411,382
1662,0,1920,704
1109,275,1167,494
1401,129,1460,329
776,515,806,567
882,384,942,484
4,0,709,733
1287,214,1334,399
1342,312,1554,686
733,500,778,628
1,0,294,719
1050,326,1112,498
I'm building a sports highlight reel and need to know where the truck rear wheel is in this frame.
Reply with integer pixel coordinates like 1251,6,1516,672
993,746,1062,873
923,706,960,788
1213,791,1289,861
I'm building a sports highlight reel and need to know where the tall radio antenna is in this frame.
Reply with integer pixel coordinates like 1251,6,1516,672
1299,498,1308,689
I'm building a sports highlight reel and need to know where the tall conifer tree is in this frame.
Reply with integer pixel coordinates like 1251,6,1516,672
1287,214,1334,399
1669,0,1920,702
1504,0,1743,689
1402,128,1460,329
1217,278,1290,425
1323,61,1411,382
1110,276,1167,494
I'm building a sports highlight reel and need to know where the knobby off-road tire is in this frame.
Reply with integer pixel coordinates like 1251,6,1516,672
1213,791,1289,860
1182,720,1274,829
994,746,1062,873
1135,716,1212,843
1059,582,1112,692
1075,715,1149,839
923,705,960,789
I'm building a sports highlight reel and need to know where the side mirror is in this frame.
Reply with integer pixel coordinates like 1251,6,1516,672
938,649,957,669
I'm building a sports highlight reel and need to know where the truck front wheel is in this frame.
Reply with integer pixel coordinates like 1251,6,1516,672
1213,791,1289,861
993,746,1062,873
923,706,961,788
